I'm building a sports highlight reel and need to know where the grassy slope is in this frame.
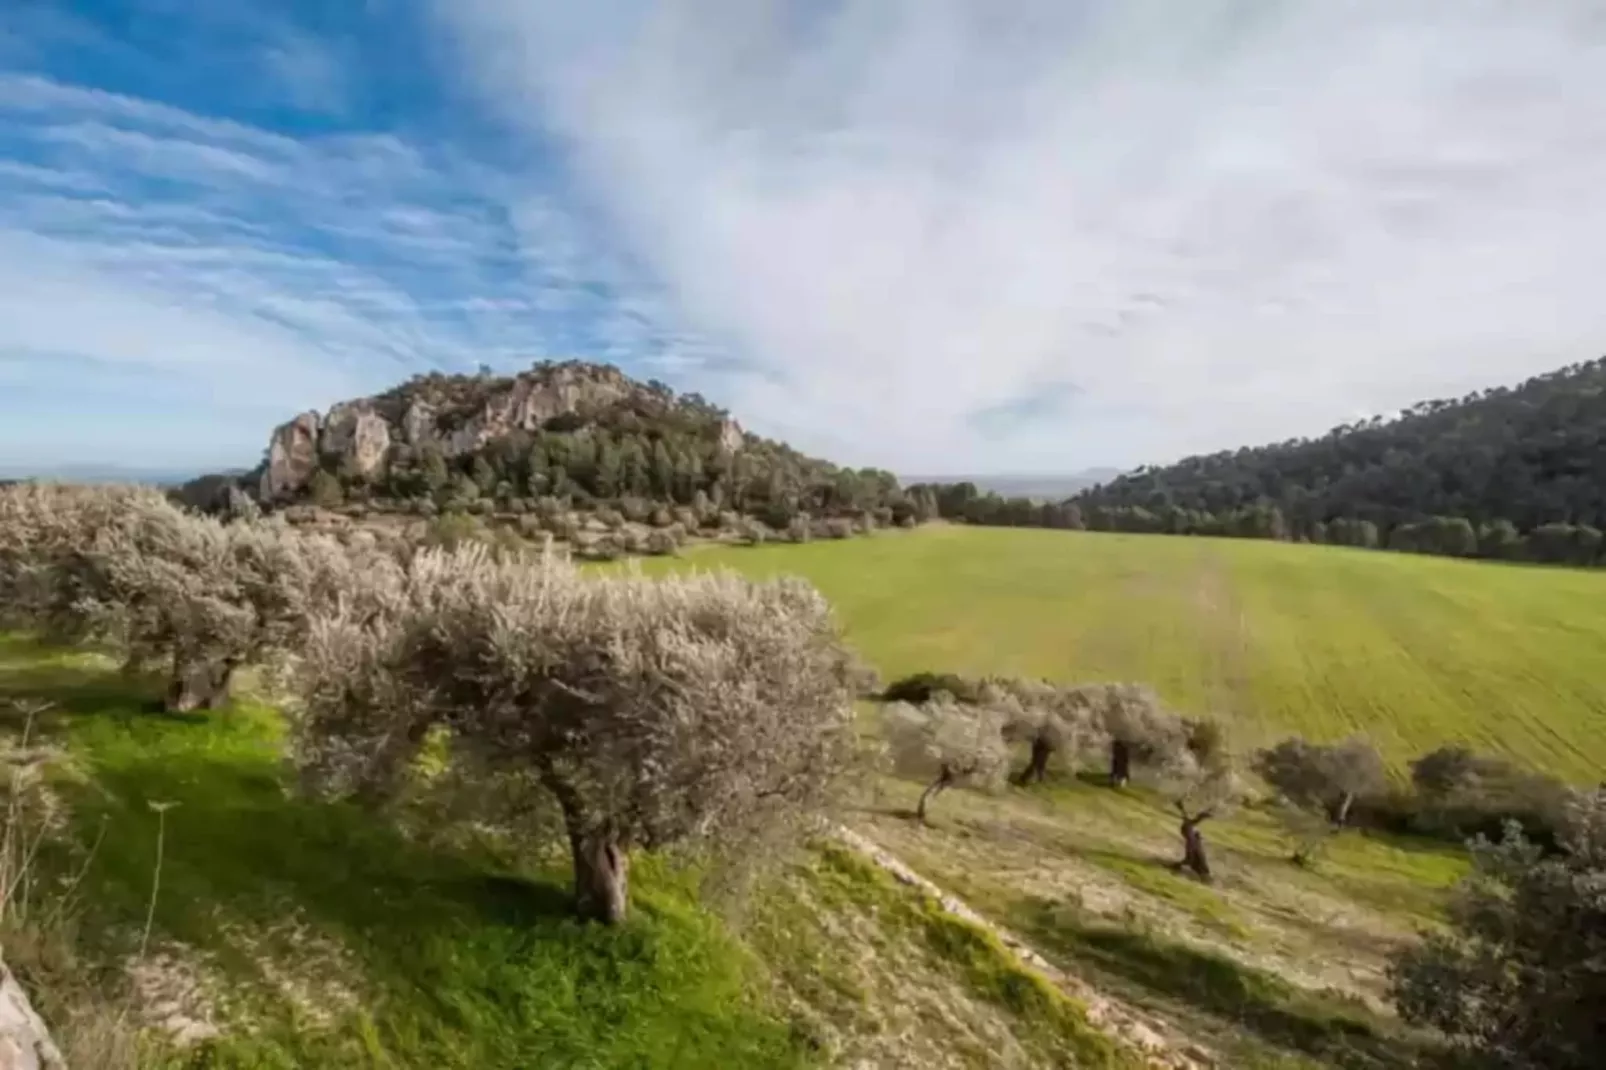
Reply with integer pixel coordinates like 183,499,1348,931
0,635,1131,1069
642,526,1606,782
853,772,1465,1070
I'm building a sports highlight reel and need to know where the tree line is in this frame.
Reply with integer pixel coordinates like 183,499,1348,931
916,357,1606,567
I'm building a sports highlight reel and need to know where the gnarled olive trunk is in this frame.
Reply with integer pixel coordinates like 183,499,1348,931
1109,740,1132,787
1179,815,1212,881
541,762,632,924
916,765,956,821
1015,738,1052,787
164,655,237,713
1326,791,1356,829
570,830,630,925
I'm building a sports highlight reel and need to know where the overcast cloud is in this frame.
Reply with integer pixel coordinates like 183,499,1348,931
440,0,1606,472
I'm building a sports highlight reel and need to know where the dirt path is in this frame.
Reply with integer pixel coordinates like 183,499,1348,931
833,825,1214,1070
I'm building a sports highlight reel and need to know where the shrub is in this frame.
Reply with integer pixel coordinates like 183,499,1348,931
1388,789,1603,1070
824,518,855,540
1253,736,1388,865
1391,745,1575,852
291,546,858,923
579,535,623,562
735,517,769,546
882,672,984,705
643,529,680,557
421,512,485,550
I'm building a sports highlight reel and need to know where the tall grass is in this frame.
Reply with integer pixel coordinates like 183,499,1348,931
0,697,145,1069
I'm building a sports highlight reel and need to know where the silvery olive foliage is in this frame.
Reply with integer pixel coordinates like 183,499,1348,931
880,694,1011,820
1252,736,1389,827
0,483,375,710
290,544,859,922
984,678,1107,786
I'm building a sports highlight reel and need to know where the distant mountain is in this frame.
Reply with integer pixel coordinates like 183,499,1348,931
0,464,212,487
902,469,1124,502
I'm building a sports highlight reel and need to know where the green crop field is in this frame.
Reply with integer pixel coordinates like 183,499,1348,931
642,525,1606,782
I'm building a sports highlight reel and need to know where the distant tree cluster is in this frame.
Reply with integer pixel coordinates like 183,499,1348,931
921,358,1606,567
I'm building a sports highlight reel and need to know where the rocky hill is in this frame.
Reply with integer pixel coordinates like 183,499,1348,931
192,361,934,536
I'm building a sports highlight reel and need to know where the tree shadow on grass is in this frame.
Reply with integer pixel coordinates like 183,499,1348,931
0,660,146,723
0,649,581,951
1011,897,1431,1070
1,643,814,1068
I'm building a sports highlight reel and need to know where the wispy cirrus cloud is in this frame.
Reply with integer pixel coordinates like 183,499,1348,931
0,57,695,469
438,0,1606,473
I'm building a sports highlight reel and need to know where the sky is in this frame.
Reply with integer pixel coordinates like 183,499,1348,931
3,1,1606,477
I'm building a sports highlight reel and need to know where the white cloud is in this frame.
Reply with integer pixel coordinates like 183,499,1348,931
439,0,1606,473
0,72,645,470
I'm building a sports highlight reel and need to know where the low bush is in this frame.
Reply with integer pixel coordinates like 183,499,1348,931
881,671,985,705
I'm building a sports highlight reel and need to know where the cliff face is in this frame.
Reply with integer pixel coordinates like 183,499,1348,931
258,361,745,503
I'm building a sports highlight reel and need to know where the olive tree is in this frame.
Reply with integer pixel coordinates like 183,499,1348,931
990,679,1105,787
881,694,1010,821
1252,736,1388,865
1,483,361,711
1388,789,1604,1070
291,546,858,924
1146,716,1239,881
1096,684,1191,788
0,483,157,628
1168,767,1241,882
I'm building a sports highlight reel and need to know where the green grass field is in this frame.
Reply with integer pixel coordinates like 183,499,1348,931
644,526,1606,782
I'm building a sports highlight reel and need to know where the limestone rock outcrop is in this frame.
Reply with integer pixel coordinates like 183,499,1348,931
259,412,321,501
252,361,745,503
320,403,391,480
0,959,65,1070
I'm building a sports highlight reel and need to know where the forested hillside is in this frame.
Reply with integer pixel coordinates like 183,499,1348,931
923,358,1606,566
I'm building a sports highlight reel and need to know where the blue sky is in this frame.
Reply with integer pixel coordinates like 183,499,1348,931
4,1,1606,477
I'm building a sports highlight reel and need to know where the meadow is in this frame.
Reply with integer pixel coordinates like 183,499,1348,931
7,521,1603,1068
643,525,1606,782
